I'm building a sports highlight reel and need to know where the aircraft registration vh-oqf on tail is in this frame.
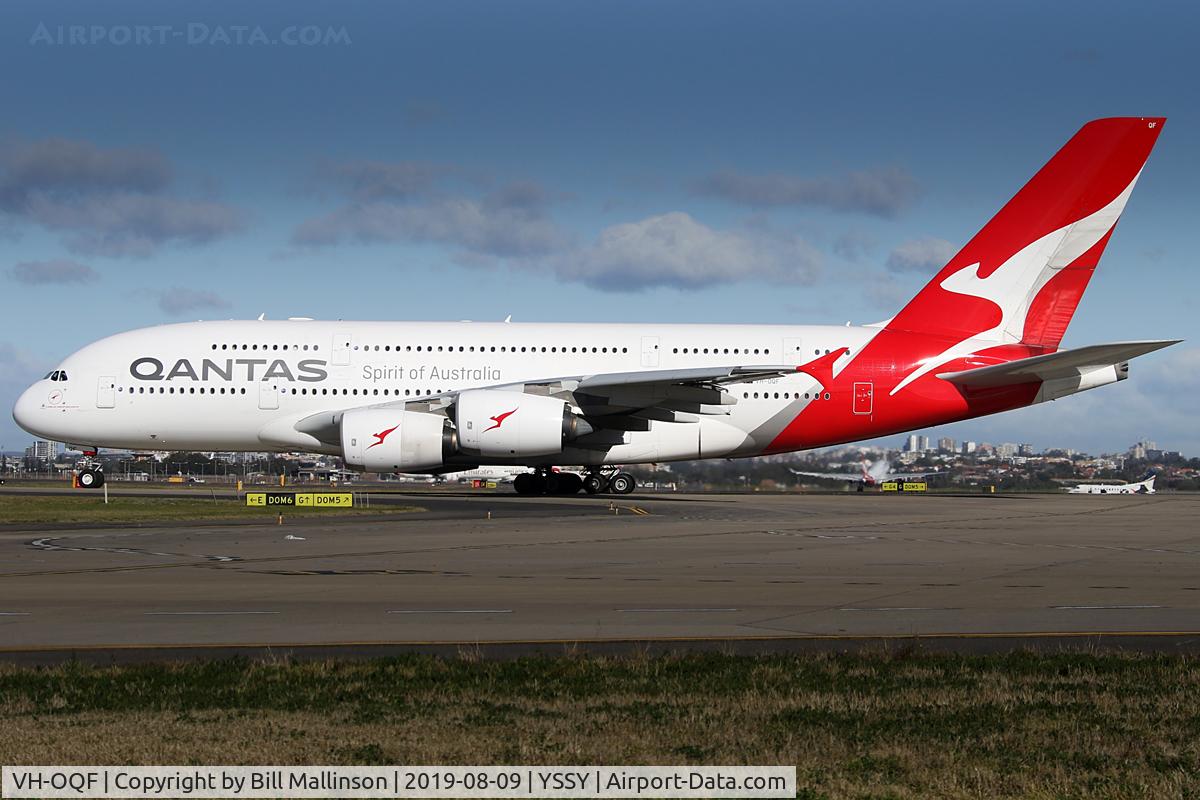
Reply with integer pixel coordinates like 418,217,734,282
12,117,1181,495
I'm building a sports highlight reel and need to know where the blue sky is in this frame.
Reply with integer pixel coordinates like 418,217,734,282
2,0,1197,454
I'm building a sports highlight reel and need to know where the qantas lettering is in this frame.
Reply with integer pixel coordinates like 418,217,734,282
130,357,328,382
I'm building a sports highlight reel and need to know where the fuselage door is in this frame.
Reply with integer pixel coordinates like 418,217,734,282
853,381,873,415
782,337,805,365
258,378,280,410
97,376,116,408
332,332,352,366
640,336,660,368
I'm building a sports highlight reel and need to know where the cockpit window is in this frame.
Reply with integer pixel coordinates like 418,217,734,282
44,371,54,380
45,370,68,381
58,370,68,381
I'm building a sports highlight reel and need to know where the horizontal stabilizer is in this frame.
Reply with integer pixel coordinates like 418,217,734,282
937,340,1180,388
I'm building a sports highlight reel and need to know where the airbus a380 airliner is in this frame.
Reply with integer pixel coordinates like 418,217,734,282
12,118,1180,495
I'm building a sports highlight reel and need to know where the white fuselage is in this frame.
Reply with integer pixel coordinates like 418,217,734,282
13,319,879,466
1066,478,1155,495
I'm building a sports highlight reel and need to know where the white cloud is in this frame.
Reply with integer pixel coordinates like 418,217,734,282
553,211,822,292
295,196,569,258
10,259,98,285
141,287,231,316
693,167,918,217
0,137,241,258
833,229,877,262
294,163,569,259
885,236,956,273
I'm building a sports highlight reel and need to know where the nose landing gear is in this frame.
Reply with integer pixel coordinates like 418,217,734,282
74,466,105,489
72,449,105,489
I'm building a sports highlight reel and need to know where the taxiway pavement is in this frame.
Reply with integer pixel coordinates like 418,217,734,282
2,491,1197,659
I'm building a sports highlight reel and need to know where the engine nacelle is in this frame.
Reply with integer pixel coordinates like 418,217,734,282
455,389,573,458
341,408,451,472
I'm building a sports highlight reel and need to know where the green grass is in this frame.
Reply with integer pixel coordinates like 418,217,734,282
0,495,421,524
1,651,1198,797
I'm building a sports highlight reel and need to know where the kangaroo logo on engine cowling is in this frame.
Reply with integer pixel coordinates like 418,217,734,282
484,408,518,432
366,424,399,449
129,357,328,382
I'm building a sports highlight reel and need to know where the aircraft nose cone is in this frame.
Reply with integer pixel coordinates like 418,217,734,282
12,383,44,436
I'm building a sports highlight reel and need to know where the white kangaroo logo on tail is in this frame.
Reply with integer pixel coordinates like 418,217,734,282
890,171,1141,396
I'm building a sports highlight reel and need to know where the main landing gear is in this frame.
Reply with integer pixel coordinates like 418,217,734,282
514,467,636,496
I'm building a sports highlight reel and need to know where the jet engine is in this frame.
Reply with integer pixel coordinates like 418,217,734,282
341,408,454,472
454,389,590,458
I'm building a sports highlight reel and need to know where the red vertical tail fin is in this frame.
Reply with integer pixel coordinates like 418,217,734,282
886,117,1164,350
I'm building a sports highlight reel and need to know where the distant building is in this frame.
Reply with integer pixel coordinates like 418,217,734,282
905,434,921,453
918,435,931,452
27,440,59,462
961,441,977,455
938,437,956,453
1018,443,1034,457
996,443,1018,458
1129,440,1158,460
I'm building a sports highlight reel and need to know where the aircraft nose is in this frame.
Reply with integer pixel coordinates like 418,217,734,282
12,383,45,437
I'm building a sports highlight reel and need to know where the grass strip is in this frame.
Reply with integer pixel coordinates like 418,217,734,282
1,651,1197,797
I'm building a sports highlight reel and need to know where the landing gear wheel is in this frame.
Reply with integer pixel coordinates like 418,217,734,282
583,474,607,495
609,472,635,495
514,473,542,495
557,472,583,495
77,469,104,489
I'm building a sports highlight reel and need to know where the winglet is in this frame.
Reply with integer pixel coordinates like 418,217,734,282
796,347,849,387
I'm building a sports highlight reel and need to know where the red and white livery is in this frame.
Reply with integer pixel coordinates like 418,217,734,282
13,118,1179,494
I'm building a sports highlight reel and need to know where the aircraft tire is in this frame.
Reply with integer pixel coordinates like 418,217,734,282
556,472,583,495
513,473,540,495
609,472,635,494
77,469,104,489
583,474,606,494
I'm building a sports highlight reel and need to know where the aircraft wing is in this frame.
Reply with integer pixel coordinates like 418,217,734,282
936,340,1180,388
790,468,939,481
555,365,799,421
886,470,941,481
283,364,799,449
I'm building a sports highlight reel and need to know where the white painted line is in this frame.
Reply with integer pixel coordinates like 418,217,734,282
617,608,740,613
0,612,32,616
839,607,959,612
387,609,513,614
143,611,280,616
1052,605,1164,610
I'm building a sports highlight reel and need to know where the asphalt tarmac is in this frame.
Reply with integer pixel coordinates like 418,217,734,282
2,489,1199,661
